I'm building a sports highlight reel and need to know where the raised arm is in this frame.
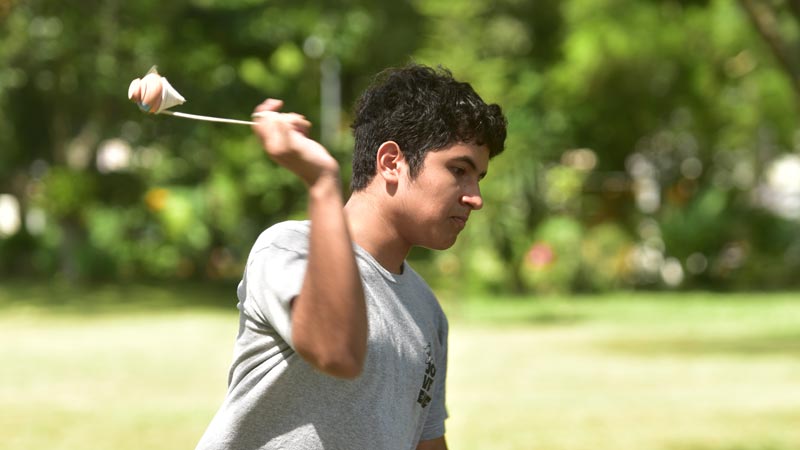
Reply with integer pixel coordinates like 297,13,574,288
251,99,367,379
129,74,367,377
417,437,448,450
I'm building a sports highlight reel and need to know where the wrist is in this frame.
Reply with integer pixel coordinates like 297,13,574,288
307,168,342,199
292,151,339,187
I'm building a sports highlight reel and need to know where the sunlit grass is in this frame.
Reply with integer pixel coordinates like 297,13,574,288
444,293,800,450
2,283,799,450
1,309,235,450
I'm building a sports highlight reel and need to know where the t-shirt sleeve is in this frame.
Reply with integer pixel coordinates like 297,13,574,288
420,316,449,440
241,226,309,348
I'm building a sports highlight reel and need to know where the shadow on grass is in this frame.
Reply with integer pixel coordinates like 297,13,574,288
518,310,586,325
0,279,239,314
443,297,587,326
669,441,794,450
604,333,800,357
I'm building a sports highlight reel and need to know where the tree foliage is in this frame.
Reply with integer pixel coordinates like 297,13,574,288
1,0,799,293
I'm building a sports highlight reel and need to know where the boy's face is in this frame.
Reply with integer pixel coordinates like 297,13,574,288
394,142,490,250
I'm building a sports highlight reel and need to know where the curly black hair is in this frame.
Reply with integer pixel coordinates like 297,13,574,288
350,64,507,191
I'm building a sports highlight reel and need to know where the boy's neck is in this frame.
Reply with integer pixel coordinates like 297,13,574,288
344,190,410,275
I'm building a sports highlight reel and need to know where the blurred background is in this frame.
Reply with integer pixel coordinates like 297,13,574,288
1,0,799,293
2,1,800,449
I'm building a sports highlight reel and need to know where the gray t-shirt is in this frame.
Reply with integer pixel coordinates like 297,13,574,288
196,220,449,450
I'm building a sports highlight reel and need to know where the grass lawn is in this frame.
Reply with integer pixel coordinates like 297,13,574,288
2,282,799,450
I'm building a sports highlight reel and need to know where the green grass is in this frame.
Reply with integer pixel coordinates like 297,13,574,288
2,283,800,450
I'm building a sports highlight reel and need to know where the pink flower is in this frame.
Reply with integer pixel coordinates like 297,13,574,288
526,242,555,268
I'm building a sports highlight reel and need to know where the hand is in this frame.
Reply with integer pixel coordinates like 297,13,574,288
128,73,163,113
251,99,339,186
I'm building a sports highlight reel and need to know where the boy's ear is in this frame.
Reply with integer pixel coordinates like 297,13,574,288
376,141,404,184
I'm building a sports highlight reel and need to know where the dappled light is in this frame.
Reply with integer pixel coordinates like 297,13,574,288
2,0,800,291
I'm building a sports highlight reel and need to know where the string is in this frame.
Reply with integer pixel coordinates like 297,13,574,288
160,110,258,126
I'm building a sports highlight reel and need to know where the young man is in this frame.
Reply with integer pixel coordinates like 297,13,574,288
133,63,506,449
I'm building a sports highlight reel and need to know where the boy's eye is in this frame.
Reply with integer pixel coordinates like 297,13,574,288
450,167,465,176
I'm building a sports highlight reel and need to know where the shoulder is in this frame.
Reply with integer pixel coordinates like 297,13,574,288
252,220,310,252
244,220,311,268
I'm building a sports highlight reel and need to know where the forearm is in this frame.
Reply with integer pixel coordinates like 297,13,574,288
417,437,448,450
291,170,367,378
248,99,366,377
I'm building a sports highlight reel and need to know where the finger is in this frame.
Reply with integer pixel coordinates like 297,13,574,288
253,98,284,115
287,114,312,133
284,113,308,123
254,112,311,138
251,110,280,121
251,108,279,139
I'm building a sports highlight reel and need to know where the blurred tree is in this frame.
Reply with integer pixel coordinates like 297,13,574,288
412,0,800,293
0,0,424,280
738,0,800,100
1,0,799,293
